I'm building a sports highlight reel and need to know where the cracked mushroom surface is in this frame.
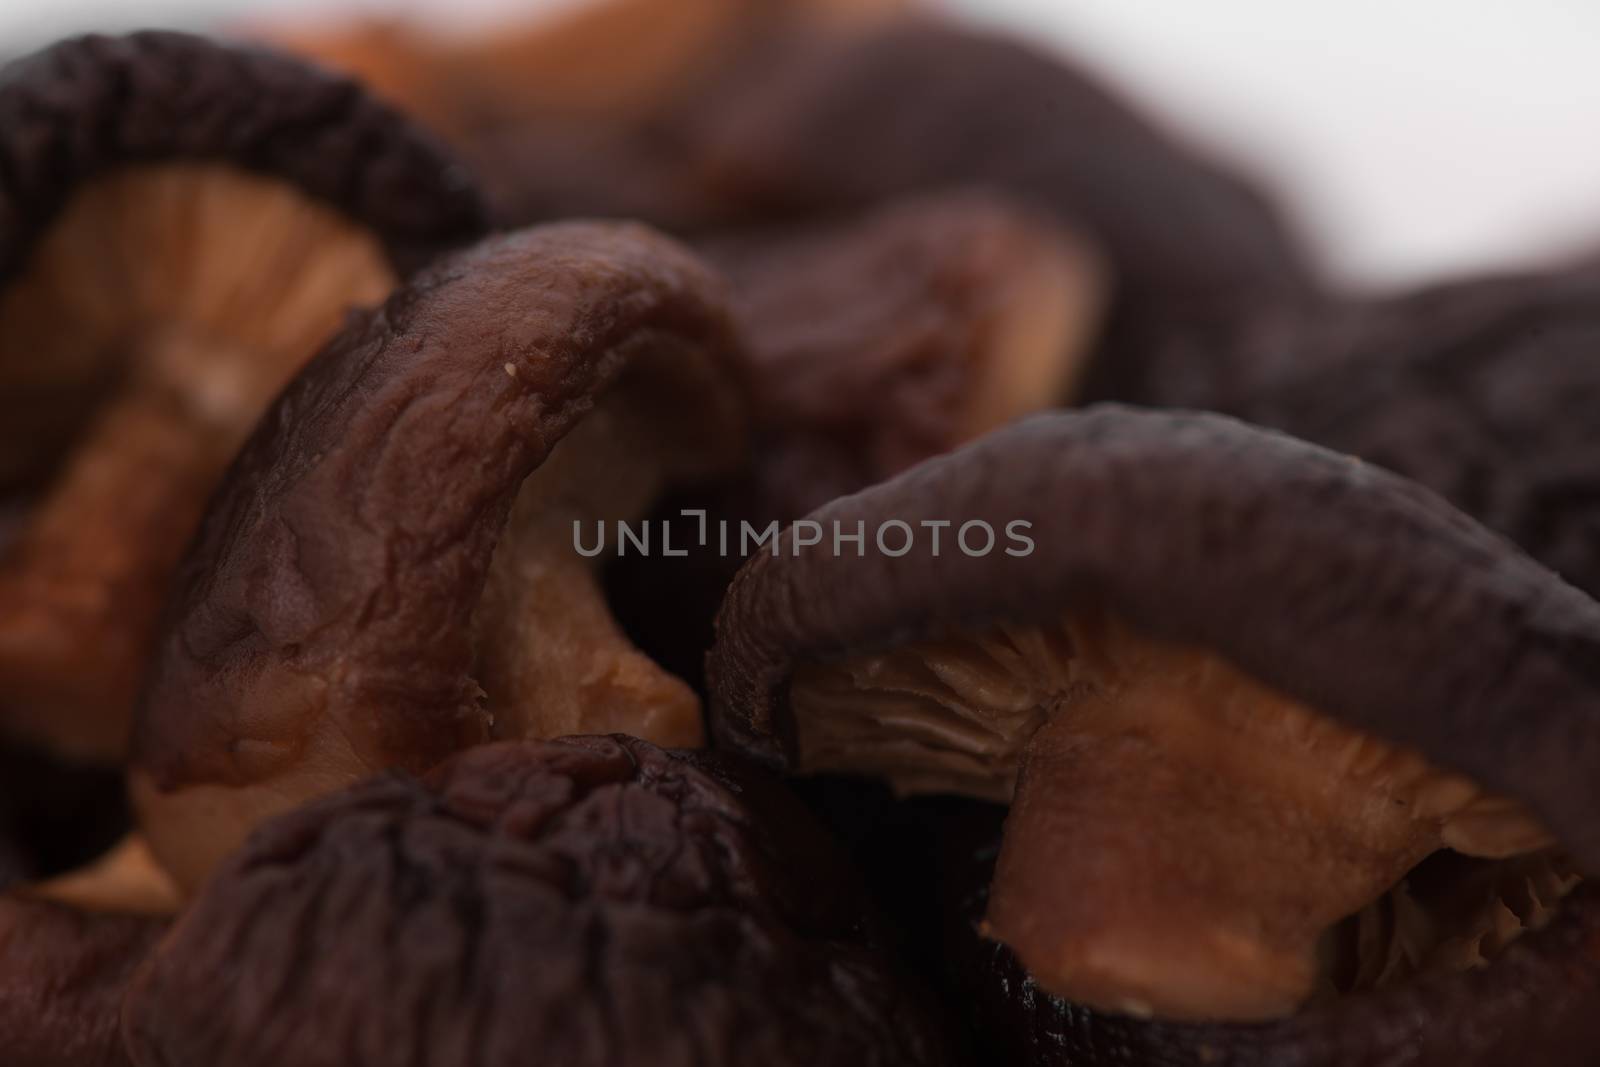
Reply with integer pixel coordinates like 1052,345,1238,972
131,222,747,894
122,735,952,1067
0,31,488,762
1229,264,1600,601
708,406,1600,1027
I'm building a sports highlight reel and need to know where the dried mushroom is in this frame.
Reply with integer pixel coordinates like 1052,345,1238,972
707,189,1106,517
132,222,746,893
708,406,1600,1028
0,893,166,1067
123,735,950,1067
270,0,903,226
610,189,1101,694
1231,265,1600,601
0,31,487,761
662,18,1318,404
277,10,1317,404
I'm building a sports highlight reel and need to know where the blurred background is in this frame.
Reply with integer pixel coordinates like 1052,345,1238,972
5,0,1600,288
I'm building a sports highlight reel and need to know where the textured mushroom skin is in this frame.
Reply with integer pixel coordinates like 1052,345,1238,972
122,736,951,1067
708,407,1600,873
132,222,744,888
0,30,486,285
0,894,164,1067
1232,268,1600,601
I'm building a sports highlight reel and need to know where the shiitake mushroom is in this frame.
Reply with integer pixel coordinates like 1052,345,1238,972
0,30,487,762
276,8,1317,413
707,407,1600,1054
122,736,953,1067
0,892,166,1067
1229,264,1600,602
608,189,1105,690
131,221,747,893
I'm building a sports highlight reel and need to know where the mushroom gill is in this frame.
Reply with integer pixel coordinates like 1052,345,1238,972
0,164,395,761
789,611,1566,1021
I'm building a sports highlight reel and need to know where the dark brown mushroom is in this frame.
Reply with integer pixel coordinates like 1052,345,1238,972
279,11,1317,410
0,892,166,1067
1228,264,1600,601
266,0,905,227
608,189,1103,694
0,826,175,1066
0,31,488,762
482,15,1315,405
122,735,952,1067
131,221,747,894
708,406,1600,1028
706,189,1106,517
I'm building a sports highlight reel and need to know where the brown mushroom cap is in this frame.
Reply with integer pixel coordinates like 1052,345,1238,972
131,222,746,894
0,892,165,1067
707,189,1106,516
0,31,488,761
122,736,950,1067
1229,264,1600,601
708,406,1600,1020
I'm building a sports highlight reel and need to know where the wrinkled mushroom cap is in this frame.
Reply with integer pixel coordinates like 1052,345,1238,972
0,31,487,760
131,221,747,893
0,890,166,1066
709,406,1600,1019
124,736,949,1067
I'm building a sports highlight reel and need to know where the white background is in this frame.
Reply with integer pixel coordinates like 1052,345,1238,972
5,0,1600,289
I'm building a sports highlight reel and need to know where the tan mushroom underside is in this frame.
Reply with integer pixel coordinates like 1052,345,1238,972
30,836,180,918
0,165,395,761
474,353,741,748
790,612,1568,1021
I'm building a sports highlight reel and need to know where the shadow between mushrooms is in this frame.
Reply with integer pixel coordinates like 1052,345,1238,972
122,736,952,1067
708,406,1600,1030
132,222,747,894
0,31,488,762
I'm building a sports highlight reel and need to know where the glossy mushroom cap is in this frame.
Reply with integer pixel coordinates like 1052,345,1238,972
131,221,747,894
123,736,951,1067
0,31,487,762
709,406,1600,1021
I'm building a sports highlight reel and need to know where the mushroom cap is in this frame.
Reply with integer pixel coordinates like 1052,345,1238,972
665,18,1316,400
707,406,1600,872
131,221,746,891
706,189,1105,517
122,736,951,1067
0,30,490,761
0,893,165,1067
0,30,485,286
1232,265,1600,601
